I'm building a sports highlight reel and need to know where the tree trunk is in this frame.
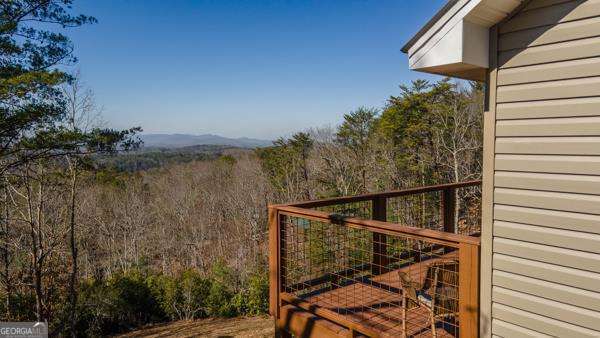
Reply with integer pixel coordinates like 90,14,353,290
452,151,460,233
34,260,42,322
68,166,78,337
301,151,311,200
1,184,10,319
27,175,44,323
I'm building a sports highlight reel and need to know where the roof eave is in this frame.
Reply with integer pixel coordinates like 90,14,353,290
401,0,526,80
401,0,459,54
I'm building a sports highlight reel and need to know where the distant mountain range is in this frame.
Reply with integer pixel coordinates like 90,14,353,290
140,133,272,149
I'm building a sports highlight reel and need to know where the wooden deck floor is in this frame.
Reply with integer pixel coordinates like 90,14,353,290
303,252,459,337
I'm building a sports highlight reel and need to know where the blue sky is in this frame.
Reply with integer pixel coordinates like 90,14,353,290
68,0,446,139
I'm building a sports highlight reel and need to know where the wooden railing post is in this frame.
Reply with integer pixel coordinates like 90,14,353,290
442,187,457,234
371,196,388,275
459,242,480,338
268,206,280,319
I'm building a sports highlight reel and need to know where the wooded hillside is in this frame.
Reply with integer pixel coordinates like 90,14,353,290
0,1,484,336
0,79,484,336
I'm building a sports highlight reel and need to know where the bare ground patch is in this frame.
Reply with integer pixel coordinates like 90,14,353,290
114,316,274,338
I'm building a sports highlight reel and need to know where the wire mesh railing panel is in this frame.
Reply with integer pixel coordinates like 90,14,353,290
386,186,481,237
312,200,372,220
457,184,481,236
280,213,461,337
306,183,482,238
386,191,442,231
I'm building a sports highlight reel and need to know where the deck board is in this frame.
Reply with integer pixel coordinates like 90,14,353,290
302,252,459,337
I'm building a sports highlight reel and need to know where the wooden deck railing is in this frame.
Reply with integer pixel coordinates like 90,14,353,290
269,181,481,338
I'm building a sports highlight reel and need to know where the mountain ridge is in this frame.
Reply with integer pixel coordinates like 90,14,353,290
140,133,272,149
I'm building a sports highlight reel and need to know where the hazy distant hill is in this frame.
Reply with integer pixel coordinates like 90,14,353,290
97,144,242,172
140,134,272,149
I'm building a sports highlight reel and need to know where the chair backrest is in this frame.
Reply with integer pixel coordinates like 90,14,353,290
399,259,459,316
423,259,459,292
398,259,459,301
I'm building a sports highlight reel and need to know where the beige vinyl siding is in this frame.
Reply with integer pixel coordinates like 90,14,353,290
493,237,600,273
489,1,600,336
501,0,600,33
498,57,600,85
498,35,600,68
494,171,600,194
494,188,600,218
522,0,579,12
497,77,600,102
493,253,600,292
496,116,600,136
495,154,600,175
492,319,552,338
493,221,600,254
495,137,600,155
492,303,600,337
494,204,600,234
493,270,600,311
493,287,600,330
499,16,600,51
497,97,600,119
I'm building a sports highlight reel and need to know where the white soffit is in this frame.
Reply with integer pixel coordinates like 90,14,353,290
402,0,524,81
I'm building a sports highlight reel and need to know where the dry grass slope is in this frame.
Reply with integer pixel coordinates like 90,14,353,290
114,317,274,338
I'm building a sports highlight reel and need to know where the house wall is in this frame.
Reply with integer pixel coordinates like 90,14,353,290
482,0,600,336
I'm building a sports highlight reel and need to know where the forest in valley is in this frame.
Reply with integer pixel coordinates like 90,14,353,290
0,1,484,336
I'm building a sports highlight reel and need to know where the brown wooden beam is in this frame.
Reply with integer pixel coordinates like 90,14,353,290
278,304,349,337
371,196,388,275
442,187,457,234
268,206,279,318
459,242,480,338
280,293,381,337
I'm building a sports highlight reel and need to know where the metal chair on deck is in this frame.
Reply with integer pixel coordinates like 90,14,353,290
398,260,459,337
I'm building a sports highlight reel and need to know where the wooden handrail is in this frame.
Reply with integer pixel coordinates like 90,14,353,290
288,180,481,208
275,205,481,246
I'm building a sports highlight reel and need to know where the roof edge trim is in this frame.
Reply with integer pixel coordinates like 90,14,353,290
401,0,460,54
